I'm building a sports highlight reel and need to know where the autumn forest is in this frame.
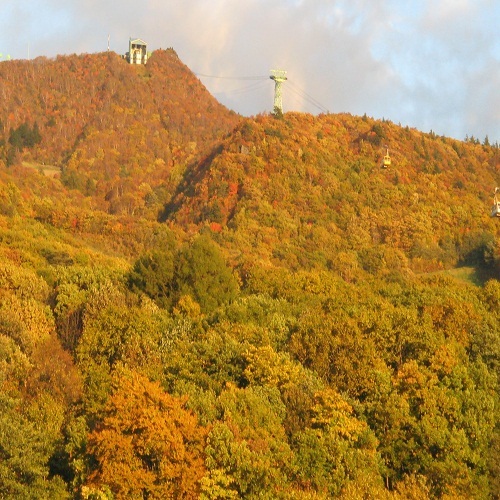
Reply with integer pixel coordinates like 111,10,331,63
0,49,499,499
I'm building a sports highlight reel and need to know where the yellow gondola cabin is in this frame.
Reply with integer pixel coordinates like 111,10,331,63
382,148,391,168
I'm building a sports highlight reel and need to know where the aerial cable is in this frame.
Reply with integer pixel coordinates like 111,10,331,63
194,72,268,81
227,80,269,96
287,80,329,113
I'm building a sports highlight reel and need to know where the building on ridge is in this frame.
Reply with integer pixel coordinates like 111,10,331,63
126,38,148,64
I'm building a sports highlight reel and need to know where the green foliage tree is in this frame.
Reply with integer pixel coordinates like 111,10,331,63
0,182,25,216
76,303,169,417
0,294,54,356
202,385,294,499
52,266,126,353
8,122,42,151
128,250,175,308
0,392,69,499
292,389,382,497
174,235,239,313
128,235,239,313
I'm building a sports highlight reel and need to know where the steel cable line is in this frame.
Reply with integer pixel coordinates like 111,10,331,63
286,80,329,113
226,80,270,96
194,72,270,97
194,72,268,81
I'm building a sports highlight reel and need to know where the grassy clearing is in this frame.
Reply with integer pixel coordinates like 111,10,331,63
22,161,60,177
428,266,497,287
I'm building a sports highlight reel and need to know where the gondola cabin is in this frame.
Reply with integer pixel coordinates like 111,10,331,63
382,148,391,168
490,188,500,217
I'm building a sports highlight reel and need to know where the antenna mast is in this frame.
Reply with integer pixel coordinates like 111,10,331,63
270,69,287,115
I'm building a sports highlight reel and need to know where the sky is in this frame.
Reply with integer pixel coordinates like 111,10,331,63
0,0,498,143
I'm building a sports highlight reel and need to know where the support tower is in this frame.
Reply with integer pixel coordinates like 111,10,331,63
270,69,287,115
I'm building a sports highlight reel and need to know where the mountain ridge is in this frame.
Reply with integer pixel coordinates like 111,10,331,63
0,50,499,276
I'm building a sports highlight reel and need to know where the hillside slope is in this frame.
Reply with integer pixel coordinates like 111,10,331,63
0,50,239,213
164,112,500,276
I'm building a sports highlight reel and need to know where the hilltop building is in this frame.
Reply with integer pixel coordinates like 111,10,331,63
126,38,148,64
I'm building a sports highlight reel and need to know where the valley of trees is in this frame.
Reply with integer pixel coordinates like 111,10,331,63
0,49,498,499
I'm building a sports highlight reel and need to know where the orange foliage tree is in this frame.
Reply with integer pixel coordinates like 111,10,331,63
85,368,207,499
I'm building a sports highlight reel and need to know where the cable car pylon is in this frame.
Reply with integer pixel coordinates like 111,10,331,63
270,69,287,116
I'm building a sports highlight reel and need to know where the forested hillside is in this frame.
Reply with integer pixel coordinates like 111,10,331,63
0,50,498,499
